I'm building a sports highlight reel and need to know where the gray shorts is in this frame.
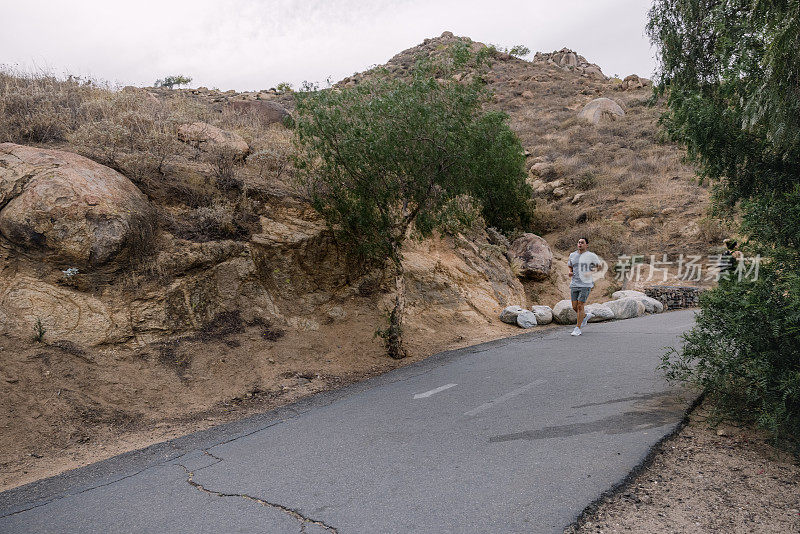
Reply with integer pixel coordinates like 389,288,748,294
570,287,591,302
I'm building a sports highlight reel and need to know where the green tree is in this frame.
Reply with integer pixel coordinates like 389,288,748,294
293,43,532,359
155,75,193,89
509,45,531,58
649,1,800,441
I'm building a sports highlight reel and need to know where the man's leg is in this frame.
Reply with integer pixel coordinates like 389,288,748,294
576,301,585,329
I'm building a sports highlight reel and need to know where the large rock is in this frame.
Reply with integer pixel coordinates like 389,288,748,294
516,309,537,329
530,305,553,325
584,303,614,322
508,233,553,280
500,305,525,324
0,143,156,267
177,122,249,157
0,274,131,345
611,290,647,300
619,74,650,91
612,290,664,313
552,299,578,325
225,100,290,126
500,305,537,328
605,297,646,320
578,98,625,124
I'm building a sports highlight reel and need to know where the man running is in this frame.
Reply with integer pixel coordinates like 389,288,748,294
567,237,601,336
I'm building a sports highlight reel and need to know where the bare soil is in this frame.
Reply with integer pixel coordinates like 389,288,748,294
567,402,800,533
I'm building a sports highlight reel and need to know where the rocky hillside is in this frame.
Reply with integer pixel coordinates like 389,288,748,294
0,32,717,490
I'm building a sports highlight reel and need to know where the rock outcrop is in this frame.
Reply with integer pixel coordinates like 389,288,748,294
0,143,156,267
578,98,625,124
508,233,553,280
402,232,526,329
618,74,651,91
532,48,606,79
250,214,351,303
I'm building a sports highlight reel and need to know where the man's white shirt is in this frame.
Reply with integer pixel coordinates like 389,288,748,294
568,250,601,288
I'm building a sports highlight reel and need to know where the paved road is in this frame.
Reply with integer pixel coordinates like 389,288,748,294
0,310,697,533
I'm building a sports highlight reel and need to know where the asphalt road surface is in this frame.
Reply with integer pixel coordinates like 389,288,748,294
0,309,697,533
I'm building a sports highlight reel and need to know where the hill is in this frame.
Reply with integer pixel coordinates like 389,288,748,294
0,32,719,489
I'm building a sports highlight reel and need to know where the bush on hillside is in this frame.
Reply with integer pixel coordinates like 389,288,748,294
293,41,533,358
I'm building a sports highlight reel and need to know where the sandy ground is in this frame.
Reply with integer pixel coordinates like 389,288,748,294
567,402,800,533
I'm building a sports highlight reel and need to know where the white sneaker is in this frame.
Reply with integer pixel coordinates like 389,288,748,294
581,313,594,328
571,327,582,336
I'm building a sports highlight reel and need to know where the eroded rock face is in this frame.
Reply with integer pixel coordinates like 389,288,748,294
250,215,352,303
402,232,526,328
0,143,156,267
0,274,131,345
578,98,625,124
177,122,249,158
508,233,553,280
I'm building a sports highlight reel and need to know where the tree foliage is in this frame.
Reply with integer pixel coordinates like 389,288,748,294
155,75,193,89
293,43,531,268
649,0,800,442
293,42,532,358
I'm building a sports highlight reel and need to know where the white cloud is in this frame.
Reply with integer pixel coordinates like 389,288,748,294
0,0,656,90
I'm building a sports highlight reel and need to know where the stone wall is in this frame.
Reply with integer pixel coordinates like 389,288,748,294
644,286,705,310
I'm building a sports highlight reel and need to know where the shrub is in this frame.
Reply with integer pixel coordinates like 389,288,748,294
661,258,800,443
294,43,531,357
509,45,531,58
574,171,597,191
155,75,192,89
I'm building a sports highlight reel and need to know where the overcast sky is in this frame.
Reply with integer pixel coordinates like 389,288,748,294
1,0,656,91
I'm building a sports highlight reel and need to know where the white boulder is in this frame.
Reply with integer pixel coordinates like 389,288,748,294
552,299,577,325
584,303,614,322
500,305,525,324
516,310,538,329
500,305,537,328
612,290,664,313
605,297,646,319
578,98,625,124
530,305,553,325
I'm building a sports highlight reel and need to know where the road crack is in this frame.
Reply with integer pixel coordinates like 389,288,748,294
178,464,338,533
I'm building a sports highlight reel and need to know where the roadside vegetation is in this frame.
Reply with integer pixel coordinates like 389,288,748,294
649,0,800,445
293,41,533,358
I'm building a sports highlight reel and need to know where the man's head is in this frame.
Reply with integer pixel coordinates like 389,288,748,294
577,237,589,253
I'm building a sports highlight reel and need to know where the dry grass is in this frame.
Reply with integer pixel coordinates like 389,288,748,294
477,56,713,257
0,68,297,254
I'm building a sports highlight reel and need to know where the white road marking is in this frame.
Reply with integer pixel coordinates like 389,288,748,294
464,379,546,416
413,383,457,399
